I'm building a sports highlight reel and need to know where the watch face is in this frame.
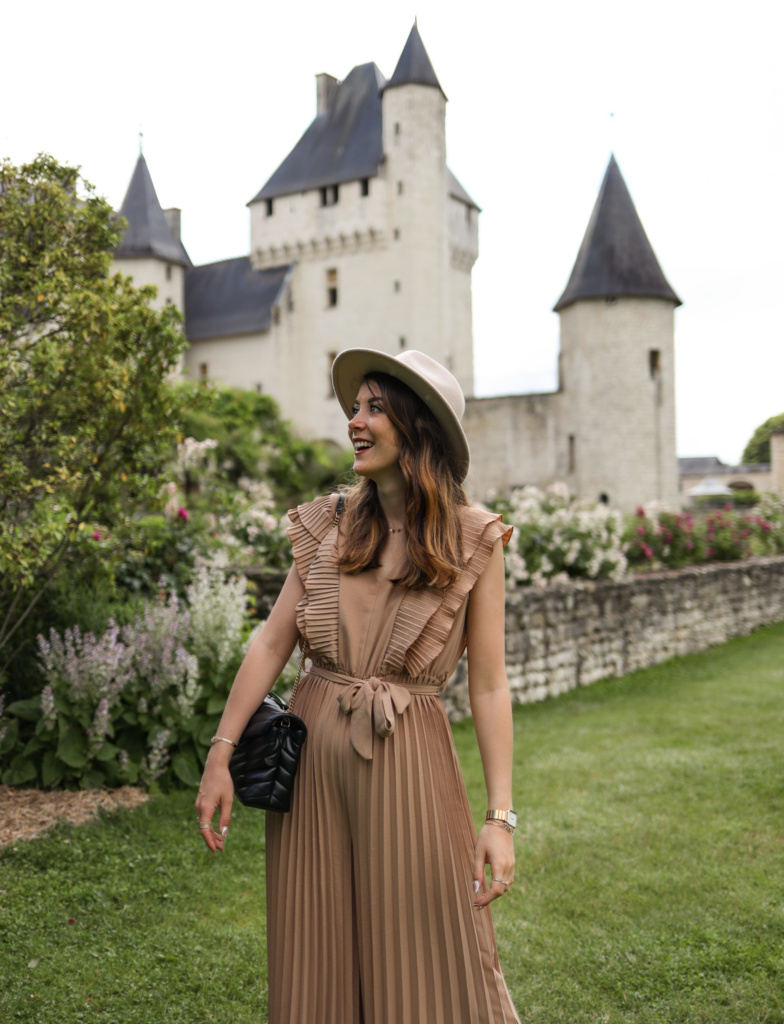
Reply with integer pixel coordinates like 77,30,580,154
508,811,518,829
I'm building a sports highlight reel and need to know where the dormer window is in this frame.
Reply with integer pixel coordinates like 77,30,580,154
361,179,369,197
320,185,339,207
266,198,274,217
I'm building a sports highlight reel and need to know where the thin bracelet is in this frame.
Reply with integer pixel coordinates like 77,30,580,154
485,819,515,835
210,736,238,748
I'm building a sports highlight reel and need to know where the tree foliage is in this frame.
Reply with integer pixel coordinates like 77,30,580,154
0,155,188,675
741,412,784,465
179,383,353,508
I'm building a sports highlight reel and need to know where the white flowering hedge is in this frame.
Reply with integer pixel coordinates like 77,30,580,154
494,484,628,587
0,560,254,790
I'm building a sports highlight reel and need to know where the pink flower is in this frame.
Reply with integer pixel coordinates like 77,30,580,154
177,507,189,521
686,541,694,550
635,506,646,518
91,531,101,541
640,543,654,560
724,503,732,511
706,547,715,557
636,525,646,536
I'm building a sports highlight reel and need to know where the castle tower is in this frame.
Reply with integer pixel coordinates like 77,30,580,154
381,26,451,382
553,155,682,509
112,153,191,313
241,23,478,445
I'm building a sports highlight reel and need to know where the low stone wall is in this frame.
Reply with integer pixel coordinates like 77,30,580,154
247,558,784,722
443,555,784,719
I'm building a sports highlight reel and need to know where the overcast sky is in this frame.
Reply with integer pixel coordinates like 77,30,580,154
4,0,782,464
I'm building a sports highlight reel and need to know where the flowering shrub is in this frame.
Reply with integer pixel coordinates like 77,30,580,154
625,501,782,569
185,559,248,672
0,569,251,789
493,484,628,587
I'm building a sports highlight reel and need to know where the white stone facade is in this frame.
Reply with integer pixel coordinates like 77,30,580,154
463,297,680,511
112,256,185,314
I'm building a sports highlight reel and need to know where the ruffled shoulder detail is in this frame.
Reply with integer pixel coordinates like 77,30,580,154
286,493,339,587
385,507,513,677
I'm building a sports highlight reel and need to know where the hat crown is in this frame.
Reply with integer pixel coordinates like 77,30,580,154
394,350,465,422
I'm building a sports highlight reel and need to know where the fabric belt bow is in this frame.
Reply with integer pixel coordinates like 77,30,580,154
336,676,411,760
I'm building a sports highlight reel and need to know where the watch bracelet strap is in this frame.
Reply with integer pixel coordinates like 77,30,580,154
288,494,344,713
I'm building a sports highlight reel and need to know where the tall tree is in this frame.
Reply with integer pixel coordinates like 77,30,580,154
741,413,784,465
0,155,187,675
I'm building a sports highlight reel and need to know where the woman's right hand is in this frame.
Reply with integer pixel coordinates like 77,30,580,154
195,749,235,854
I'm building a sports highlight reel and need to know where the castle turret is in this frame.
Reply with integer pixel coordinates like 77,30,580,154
113,153,190,313
554,155,681,509
381,25,468,390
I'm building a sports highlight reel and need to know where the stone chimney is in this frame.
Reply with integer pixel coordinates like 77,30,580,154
316,73,338,115
163,207,182,242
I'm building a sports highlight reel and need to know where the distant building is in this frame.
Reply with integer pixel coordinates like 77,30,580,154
464,155,681,509
113,23,691,510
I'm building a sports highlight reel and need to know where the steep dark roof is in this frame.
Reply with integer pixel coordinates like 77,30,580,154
679,456,771,476
448,169,480,211
114,154,190,266
250,63,386,203
383,22,446,98
185,258,292,342
554,155,681,312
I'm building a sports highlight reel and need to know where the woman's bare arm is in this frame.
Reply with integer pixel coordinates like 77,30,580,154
195,562,305,852
465,540,516,906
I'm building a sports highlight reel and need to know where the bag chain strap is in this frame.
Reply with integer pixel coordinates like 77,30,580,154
288,494,344,712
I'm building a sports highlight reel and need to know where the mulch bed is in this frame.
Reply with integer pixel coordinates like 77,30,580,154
0,786,149,848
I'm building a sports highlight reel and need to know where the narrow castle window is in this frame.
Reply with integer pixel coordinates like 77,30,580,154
397,181,404,196
266,198,274,217
320,185,339,207
287,289,294,313
394,280,401,293
165,264,172,281
399,337,406,349
255,383,263,394
568,434,576,473
272,307,280,325
465,206,472,225
649,349,661,379
394,228,400,240
394,122,401,136
327,351,337,396
199,362,208,380
360,178,369,197
327,268,338,307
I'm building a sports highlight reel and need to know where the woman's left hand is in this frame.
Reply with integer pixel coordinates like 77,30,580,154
472,823,515,908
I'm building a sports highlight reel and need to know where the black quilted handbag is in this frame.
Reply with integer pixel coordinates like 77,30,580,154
229,689,308,812
228,495,344,813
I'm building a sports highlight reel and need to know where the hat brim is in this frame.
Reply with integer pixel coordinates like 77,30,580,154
331,348,470,481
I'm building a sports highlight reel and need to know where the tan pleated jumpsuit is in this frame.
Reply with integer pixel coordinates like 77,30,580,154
265,494,520,1024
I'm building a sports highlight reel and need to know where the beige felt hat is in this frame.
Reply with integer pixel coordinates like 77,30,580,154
331,348,470,480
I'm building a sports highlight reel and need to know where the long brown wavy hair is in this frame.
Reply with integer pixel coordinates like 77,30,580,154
338,372,468,589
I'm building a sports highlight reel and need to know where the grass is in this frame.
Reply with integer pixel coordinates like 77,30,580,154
3,622,784,1023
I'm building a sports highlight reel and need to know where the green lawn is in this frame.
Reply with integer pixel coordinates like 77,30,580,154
3,622,784,1023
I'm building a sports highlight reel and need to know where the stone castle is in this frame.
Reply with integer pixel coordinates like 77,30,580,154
112,23,683,511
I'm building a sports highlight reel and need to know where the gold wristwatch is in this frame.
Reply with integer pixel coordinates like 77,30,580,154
486,809,517,833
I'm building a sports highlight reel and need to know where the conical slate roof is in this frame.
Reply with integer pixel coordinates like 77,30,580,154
554,155,680,312
114,154,191,267
384,22,446,98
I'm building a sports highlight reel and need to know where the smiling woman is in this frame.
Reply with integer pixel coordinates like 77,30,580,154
196,348,519,1023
